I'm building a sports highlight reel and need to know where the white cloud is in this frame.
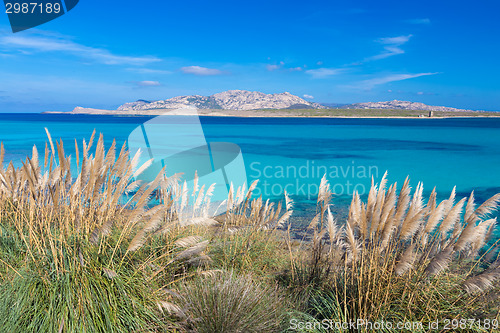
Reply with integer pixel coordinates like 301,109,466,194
355,72,439,89
303,94,314,99
135,80,161,87
0,33,160,65
266,61,286,71
266,64,281,71
366,34,413,61
305,68,344,78
180,66,224,76
378,35,413,45
266,62,303,72
406,18,431,25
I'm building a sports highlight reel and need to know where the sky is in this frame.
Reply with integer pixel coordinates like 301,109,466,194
0,0,499,112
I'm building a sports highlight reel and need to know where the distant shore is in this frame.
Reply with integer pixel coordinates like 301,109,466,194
43,107,500,118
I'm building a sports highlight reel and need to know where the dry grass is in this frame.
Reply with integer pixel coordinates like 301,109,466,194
0,130,216,277
3,131,500,332
289,173,500,329
0,130,294,332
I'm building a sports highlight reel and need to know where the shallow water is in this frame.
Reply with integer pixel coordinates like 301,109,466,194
1,114,500,227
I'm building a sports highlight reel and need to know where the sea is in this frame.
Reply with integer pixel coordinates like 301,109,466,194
1,113,500,229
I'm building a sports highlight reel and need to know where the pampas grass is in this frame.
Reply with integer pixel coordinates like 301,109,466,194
289,173,500,329
3,131,500,332
0,131,231,332
464,261,500,294
0,131,296,332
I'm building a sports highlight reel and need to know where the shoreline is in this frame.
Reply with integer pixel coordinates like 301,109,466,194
42,107,500,119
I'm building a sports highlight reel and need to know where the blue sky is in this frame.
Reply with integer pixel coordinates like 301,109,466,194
0,0,499,112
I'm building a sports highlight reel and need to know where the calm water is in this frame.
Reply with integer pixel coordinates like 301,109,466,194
1,113,500,224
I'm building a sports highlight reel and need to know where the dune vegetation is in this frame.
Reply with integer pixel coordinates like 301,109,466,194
1,131,500,332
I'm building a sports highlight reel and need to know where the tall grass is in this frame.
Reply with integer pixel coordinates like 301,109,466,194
288,173,500,330
173,271,287,333
3,131,500,332
0,131,294,332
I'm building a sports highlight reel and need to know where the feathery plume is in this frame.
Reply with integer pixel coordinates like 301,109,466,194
425,247,453,275
174,236,204,248
464,191,475,223
174,240,209,261
474,193,500,218
157,301,185,318
395,244,417,275
132,158,153,179
464,266,500,294
345,222,359,262
455,218,496,252
327,207,340,245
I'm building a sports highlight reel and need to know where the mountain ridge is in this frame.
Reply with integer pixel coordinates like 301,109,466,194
346,100,473,112
116,90,474,113
117,90,326,111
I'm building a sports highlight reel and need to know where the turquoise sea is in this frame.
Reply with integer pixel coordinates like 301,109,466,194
1,113,500,226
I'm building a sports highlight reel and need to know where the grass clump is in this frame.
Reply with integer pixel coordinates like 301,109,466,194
0,131,221,332
173,271,287,333
0,267,164,333
0,130,293,332
286,173,500,331
208,227,289,281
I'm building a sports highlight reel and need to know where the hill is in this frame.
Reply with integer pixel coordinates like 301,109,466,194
117,90,326,111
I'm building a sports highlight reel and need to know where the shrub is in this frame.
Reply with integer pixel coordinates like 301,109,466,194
174,271,287,333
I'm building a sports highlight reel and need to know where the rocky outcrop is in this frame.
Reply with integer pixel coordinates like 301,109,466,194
117,90,326,111
347,100,472,112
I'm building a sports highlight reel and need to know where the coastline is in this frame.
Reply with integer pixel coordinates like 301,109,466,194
43,107,500,119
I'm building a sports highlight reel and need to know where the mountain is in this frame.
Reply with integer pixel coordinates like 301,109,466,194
117,90,326,111
84,91,477,114
345,100,472,112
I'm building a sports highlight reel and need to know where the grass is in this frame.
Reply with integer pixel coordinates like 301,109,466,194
172,271,287,333
0,266,165,332
285,174,500,332
1,132,500,332
0,131,293,332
